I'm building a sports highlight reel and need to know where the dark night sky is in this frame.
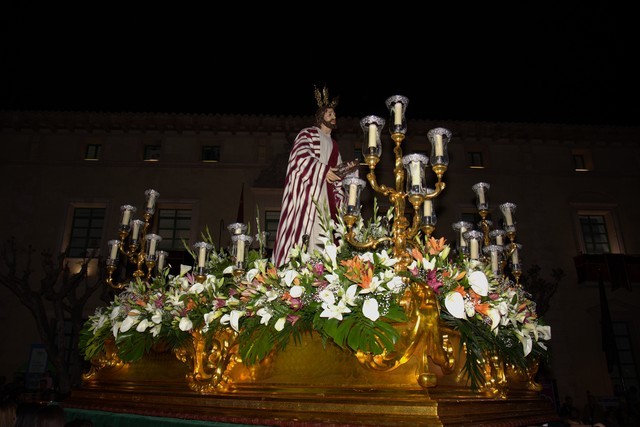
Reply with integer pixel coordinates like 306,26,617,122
1,3,638,127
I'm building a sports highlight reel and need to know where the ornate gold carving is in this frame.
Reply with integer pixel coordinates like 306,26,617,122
174,327,241,393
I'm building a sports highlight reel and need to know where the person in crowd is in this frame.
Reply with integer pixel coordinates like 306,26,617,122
0,399,17,427
272,86,346,267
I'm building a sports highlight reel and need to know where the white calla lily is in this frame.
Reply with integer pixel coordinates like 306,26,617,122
289,285,304,298
444,292,466,319
468,271,489,296
274,316,287,331
179,317,193,331
362,298,380,321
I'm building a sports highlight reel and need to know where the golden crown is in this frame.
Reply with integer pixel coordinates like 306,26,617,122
314,85,339,109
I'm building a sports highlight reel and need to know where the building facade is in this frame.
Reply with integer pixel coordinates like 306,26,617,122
1,110,638,414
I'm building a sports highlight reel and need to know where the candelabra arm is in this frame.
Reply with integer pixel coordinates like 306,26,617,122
366,170,391,196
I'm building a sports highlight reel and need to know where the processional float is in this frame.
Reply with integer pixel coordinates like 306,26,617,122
67,96,558,427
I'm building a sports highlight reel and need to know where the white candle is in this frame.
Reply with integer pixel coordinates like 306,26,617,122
368,124,377,148
478,187,486,204
491,251,499,272
423,200,433,217
348,184,357,206
110,243,119,260
149,239,157,256
470,239,479,260
435,134,444,157
511,248,519,264
146,192,156,209
237,239,245,263
198,246,207,268
121,209,131,226
504,210,513,226
496,234,504,246
460,227,467,247
131,220,141,240
157,252,166,271
410,161,421,186
394,102,402,125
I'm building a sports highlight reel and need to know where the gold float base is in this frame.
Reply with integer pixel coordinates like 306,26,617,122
65,333,559,427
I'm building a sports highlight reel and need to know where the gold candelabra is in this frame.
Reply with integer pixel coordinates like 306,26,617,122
342,96,523,284
105,189,165,289
342,95,450,272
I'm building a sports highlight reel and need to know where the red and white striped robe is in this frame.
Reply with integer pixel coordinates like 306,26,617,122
272,127,344,267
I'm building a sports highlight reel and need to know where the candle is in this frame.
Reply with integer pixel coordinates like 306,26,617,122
110,243,119,260
394,102,402,125
198,246,207,268
121,209,131,226
504,210,513,226
131,220,141,240
470,239,479,260
496,234,504,246
410,161,421,186
435,134,444,157
460,227,467,247
157,252,166,271
478,187,486,204
491,251,499,272
423,199,433,217
237,239,245,263
511,248,519,264
348,183,357,206
149,238,157,256
146,192,157,209
368,124,377,148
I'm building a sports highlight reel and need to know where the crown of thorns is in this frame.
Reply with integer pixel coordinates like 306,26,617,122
314,85,339,109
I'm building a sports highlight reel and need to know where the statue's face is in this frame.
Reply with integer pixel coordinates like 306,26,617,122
320,108,337,130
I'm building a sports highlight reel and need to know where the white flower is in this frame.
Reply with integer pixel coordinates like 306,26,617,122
150,324,162,337
265,289,278,302
188,282,204,294
222,265,234,275
222,309,245,332
136,319,150,332
274,316,287,331
377,249,398,267
320,300,351,321
468,271,489,296
362,298,380,321
323,242,338,270
179,316,193,331
257,308,273,325
289,285,304,298
486,308,501,333
151,310,163,324
283,269,299,287
343,284,359,306
179,264,192,275
444,292,466,319
422,256,436,271
386,276,405,293
319,288,336,305
203,310,221,325
246,268,259,282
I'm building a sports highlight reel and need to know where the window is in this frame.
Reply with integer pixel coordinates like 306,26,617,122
202,145,221,162
157,208,192,251
144,145,161,161
611,321,639,397
68,207,105,257
573,207,623,254
84,144,101,160
580,215,611,254
468,151,484,169
264,211,280,249
571,148,593,172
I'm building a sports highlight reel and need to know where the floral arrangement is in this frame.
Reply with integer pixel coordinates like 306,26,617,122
79,203,551,391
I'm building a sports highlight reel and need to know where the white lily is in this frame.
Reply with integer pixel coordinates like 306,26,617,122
150,324,162,337
246,268,259,282
257,308,273,325
229,309,245,332
188,282,204,294
320,300,351,321
222,265,234,275
362,298,380,321
203,310,221,325
179,264,192,275
318,288,336,305
486,307,501,333
516,330,533,356
343,284,359,306
468,271,489,296
386,275,405,294
323,242,338,270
